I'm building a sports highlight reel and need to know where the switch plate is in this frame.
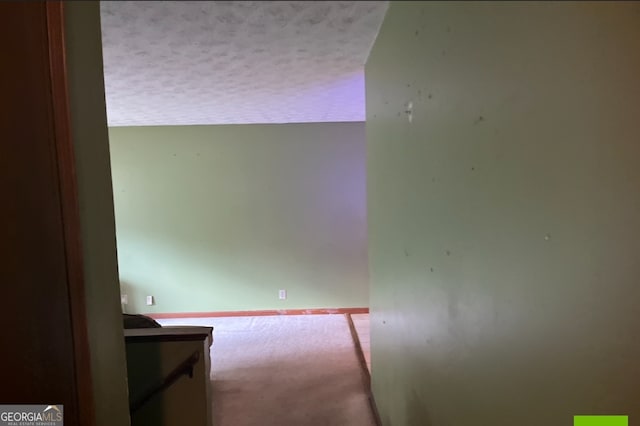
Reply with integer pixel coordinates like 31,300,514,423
146,295,154,306
121,294,128,305
278,289,287,300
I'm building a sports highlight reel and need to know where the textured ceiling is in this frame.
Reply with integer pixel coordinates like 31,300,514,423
100,1,388,126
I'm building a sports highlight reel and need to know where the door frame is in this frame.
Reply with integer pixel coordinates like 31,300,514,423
46,2,95,424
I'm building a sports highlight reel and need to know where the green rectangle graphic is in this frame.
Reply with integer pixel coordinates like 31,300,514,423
574,416,628,426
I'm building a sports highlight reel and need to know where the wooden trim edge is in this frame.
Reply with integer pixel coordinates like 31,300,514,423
345,313,381,426
147,307,369,319
368,390,383,426
345,313,370,387
45,3,95,425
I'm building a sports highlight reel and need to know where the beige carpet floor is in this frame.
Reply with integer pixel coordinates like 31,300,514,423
158,314,375,426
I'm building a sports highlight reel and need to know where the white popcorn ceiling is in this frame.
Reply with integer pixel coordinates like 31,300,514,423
100,1,388,126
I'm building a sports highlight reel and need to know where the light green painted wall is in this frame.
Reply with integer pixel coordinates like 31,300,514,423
109,123,368,313
64,2,130,426
366,2,640,425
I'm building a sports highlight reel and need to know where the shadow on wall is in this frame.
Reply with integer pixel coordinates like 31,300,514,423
120,279,139,314
406,389,432,426
126,341,163,426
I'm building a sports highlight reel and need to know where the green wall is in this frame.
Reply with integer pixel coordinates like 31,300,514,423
109,123,367,313
65,2,131,425
366,2,640,425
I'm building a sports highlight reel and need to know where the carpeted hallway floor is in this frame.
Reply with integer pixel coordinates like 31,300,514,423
158,314,375,426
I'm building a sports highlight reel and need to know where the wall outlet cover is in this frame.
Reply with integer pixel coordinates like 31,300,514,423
146,295,154,305
278,289,287,300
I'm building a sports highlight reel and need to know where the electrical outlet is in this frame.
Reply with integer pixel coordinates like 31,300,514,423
278,289,287,300
121,294,128,305
146,295,154,306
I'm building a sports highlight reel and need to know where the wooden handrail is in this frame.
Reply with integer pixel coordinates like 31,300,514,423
129,350,201,415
